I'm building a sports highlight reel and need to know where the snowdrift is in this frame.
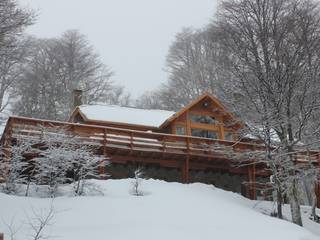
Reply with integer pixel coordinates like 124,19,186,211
0,179,319,240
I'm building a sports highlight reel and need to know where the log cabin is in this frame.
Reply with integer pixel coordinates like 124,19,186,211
1,93,320,206
68,93,243,139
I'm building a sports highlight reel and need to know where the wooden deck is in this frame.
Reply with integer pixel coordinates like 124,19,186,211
1,116,320,201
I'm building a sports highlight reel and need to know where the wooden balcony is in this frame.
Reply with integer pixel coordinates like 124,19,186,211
1,116,320,200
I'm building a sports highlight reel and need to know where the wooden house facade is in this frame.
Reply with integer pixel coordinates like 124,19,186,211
1,93,320,206
69,94,243,141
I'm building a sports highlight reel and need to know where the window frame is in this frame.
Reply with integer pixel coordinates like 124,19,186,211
224,131,234,141
191,128,219,139
175,125,186,135
190,114,219,125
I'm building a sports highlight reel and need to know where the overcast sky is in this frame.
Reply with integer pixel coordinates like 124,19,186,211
20,0,216,98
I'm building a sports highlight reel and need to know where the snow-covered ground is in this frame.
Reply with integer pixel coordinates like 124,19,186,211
0,179,319,240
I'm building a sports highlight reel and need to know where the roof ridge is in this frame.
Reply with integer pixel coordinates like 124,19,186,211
79,103,175,113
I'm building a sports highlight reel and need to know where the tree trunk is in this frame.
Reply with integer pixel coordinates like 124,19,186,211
287,124,303,226
276,186,283,219
311,182,320,222
289,177,303,226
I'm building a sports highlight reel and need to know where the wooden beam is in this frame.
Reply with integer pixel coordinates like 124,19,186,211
247,165,256,200
186,110,191,136
316,181,320,209
252,162,256,200
181,156,190,183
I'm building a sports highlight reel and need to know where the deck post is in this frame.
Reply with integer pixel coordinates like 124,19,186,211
0,232,3,240
182,156,190,183
247,164,256,200
129,132,133,152
2,118,13,180
316,181,320,208
181,137,191,183
99,129,107,179
252,161,256,200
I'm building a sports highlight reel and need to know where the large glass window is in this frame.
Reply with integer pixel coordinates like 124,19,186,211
224,131,233,141
190,114,218,125
191,128,219,139
176,126,185,135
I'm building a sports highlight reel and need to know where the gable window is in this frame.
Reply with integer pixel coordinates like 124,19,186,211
74,114,85,124
176,126,186,135
224,131,233,141
191,128,219,139
190,114,218,125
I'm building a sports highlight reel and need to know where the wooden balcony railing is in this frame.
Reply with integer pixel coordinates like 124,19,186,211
1,116,320,164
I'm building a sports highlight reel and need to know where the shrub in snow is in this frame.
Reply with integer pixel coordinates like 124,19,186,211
71,145,107,196
32,126,108,197
4,203,56,240
131,168,144,196
34,147,73,197
0,125,109,198
0,138,34,194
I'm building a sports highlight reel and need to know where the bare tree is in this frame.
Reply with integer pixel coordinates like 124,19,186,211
0,0,34,114
3,216,21,240
0,137,34,194
131,168,144,196
12,30,129,121
135,91,163,110
33,127,76,197
213,0,320,226
27,204,55,240
136,27,232,111
3,203,55,240
71,145,107,196
32,126,106,197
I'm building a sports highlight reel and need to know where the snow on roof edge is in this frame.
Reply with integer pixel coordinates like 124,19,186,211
78,104,176,128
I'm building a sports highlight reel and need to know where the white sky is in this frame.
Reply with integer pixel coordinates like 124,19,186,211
20,0,216,98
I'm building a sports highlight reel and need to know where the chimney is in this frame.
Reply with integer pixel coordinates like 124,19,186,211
73,89,83,109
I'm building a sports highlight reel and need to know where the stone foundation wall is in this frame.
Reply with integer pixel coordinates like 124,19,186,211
107,163,248,195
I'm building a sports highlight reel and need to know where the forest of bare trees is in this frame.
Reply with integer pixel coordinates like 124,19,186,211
0,0,34,118
0,0,130,122
12,30,130,121
136,0,320,226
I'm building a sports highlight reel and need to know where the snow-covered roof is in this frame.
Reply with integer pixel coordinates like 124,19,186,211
78,104,176,128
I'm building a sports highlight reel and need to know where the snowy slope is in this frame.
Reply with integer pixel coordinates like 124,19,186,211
0,179,319,240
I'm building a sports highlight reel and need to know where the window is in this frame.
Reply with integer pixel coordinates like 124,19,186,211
74,114,85,124
191,128,219,139
224,131,233,141
190,114,218,125
176,126,185,135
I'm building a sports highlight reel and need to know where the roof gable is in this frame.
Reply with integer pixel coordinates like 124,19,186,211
68,93,242,130
159,93,242,129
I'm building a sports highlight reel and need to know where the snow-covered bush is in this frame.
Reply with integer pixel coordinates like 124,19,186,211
33,128,76,197
131,168,144,196
1,125,108,197
33,126,108,197
71,145,107,196
0,138,34,194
